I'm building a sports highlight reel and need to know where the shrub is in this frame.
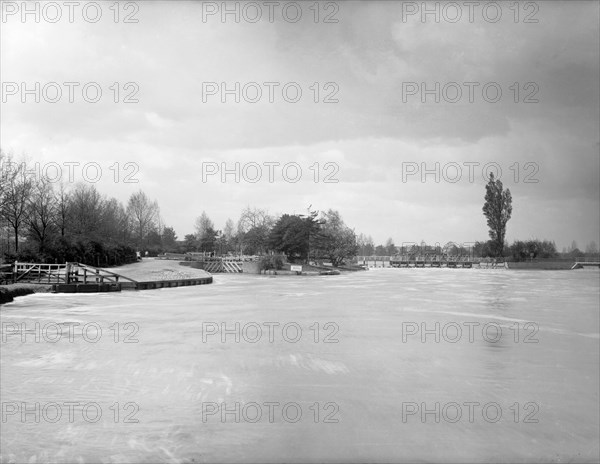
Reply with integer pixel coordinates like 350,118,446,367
259,254,285,271
509,239,557,261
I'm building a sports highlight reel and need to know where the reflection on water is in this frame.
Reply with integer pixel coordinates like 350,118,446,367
1,269,599,463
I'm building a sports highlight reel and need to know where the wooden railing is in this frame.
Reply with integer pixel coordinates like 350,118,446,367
0,264,14,284
11,262,137,285
13,263,68,284
65,263,137,284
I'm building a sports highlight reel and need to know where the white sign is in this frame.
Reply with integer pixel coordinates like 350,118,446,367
290,265,302,272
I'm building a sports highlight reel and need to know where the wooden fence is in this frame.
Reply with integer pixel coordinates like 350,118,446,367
11,262,137,285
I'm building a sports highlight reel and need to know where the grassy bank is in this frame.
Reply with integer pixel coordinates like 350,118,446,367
0,283,52,305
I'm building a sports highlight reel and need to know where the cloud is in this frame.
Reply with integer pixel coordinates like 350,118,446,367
1,0,598,248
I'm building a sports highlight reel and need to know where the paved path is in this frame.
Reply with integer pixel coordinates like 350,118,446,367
109,258,211,282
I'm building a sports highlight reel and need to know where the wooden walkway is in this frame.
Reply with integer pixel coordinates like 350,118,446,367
11,262,137,285
6,262,212,292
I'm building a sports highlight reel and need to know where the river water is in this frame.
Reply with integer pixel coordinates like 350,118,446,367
1,268,598,463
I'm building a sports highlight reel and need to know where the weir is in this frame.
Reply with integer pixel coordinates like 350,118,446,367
358,256,504,269
571,257,600,269
170,253,259,273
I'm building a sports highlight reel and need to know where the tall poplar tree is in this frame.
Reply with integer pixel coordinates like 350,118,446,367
482,173,512,257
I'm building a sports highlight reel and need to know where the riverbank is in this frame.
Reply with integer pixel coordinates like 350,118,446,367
109,258,212,281
1,259,212,303
61,258,213,291
256,262,365,276
0,283,52,304
507,261,580,270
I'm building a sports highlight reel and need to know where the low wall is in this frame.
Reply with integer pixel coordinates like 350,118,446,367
133,277,212,290
506,261,574,270
53,283,122,293
53,276,213,292
243,262,261,274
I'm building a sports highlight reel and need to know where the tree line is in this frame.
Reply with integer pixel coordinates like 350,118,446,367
355,174,597,261
0,150,170,266
477,173,597,260
187,207,358,267
2,150,596,266
0,151,360,266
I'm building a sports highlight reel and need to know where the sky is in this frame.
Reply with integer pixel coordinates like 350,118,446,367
1,0,599,250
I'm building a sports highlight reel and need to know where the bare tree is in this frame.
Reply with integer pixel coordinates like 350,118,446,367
127,190,158,248
156,214,165,238
585,241,598,255
223,218,235,240
70,183,104,237
0,149,9,211
101,197,129,243
55,182,71,237
236,206,274,255
0,161,32,253
27,177,56,252
194,211,214,241
237,206,273,233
